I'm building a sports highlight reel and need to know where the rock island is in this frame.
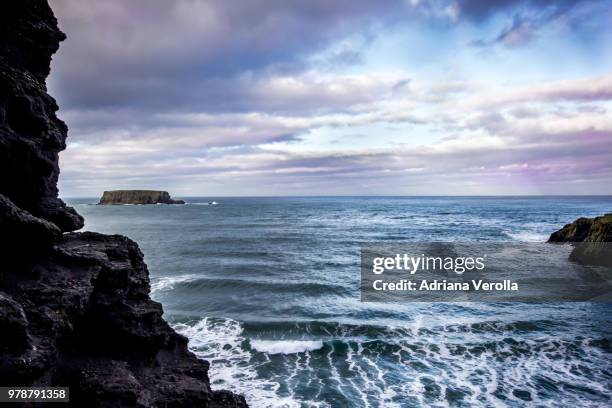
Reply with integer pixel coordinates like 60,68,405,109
98,190,185,205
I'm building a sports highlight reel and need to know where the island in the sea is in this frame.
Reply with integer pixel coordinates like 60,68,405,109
98,190,186,205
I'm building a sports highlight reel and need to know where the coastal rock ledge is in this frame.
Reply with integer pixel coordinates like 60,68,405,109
0,1,246,406
99,190,186,205
548,214,612,243
548,214,612,267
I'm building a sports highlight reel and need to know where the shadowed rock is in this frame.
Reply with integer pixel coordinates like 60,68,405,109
0,0,83,232
0,1,246,406
0,193,61,252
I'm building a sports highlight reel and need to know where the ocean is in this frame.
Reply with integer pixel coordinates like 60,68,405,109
67,196,612,407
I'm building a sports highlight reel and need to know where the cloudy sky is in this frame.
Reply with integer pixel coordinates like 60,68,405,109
48,0,612,197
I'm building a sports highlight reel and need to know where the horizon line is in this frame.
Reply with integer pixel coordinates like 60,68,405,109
61,194,612,199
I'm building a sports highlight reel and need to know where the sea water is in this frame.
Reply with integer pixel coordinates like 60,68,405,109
68,196,612,407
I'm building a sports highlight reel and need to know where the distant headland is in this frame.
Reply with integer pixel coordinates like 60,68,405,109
98,190,185,205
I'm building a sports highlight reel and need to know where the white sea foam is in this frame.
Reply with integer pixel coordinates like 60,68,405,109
250,340,323,355
187,201,219,205
172,313,611,407
504,230,548,242
150,274,199,293
174,317,310,408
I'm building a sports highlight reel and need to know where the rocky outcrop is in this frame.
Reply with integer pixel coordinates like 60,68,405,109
0,0,83,232
548,214,612,267
1,232,245,407
0,1,246,406
99,190,185,205
548,214,612,243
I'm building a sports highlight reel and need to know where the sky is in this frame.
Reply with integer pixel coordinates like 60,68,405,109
48,0,612,197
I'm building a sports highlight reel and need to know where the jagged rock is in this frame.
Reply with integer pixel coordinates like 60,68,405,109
0,292,30,353
0,1,246,406
0,193,61,253
0,0,83,232
98,190,186,205
549,218,592,242
548,214,612,267
0,232,246,407
548,214,612,243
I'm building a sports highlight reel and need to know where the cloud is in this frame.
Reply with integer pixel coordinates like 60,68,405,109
459,74,612,109
494,15,534,46
49,0,595,113
453,0,583,21
464,0,598,48
49,0,409,112
46,0,612,196
60,124,612,195
58,72,612,196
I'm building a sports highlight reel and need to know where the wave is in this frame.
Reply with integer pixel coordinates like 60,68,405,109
150,274,200,293
152,274,351,297
504,230,549,242
250,339,323,355
187,201,219,205
173,317,307,408
172,316,611,408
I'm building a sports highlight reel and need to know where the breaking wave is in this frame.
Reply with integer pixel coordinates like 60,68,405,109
173,315,611,408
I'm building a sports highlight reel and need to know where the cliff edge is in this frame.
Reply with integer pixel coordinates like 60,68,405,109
99,190,185,205
0,1,246,406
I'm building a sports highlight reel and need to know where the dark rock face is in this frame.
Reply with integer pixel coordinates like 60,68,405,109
0,0,83,232
99,190,186,205
0,1,246,406
0,193,61,252
548,214,612,267
1,233,246,407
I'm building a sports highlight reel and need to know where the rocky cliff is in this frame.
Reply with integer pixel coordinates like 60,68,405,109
548,214,612,267
99,190,185,205
0,0,83,233
0,1,246,406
